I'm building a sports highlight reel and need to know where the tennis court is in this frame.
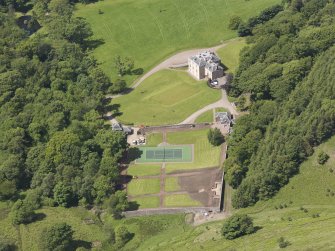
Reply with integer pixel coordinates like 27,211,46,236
136,145,193,163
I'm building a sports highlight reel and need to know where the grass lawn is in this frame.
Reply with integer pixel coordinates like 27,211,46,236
216,38,247,73
112,70,220,125
195,109,213,123
165,177,180,192
127,179,161,196
127,164,161,177
146,133,163,146
165,129,221,173
215,107,228,113
131,196,160,209
164,194,201,207
75,0,280,85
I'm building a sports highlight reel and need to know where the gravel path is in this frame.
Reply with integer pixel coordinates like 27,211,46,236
106,40,236,99
179,89,238,124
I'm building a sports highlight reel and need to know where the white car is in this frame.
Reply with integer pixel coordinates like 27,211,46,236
212,80,218,85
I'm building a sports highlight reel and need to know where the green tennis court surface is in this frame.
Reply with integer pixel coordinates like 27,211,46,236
136,145,193,163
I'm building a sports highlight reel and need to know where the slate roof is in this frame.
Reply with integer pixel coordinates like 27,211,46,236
215,112,232,124
190,51,222,72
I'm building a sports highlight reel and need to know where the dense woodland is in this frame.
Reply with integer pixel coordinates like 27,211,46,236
226,0,335,207
0,0,129,223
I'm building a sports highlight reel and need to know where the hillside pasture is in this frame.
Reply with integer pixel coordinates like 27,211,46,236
75,0,281,84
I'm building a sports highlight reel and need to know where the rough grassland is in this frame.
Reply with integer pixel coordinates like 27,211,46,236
75,0,280,84
217,38,247,73
165,177,180,192
112,70,220,125
127,164,161,177
195,109,213,123
165,129,221,173
127,179,161,196
0,205,107,251
165,194,201,207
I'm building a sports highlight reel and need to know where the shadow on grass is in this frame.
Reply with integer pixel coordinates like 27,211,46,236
128,201,140,211
33,213,46,222
84,38,105,50
132,68,144,75
71,240,92,250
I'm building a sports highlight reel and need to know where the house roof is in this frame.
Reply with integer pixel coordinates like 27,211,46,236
215,112,232,124
189,51,222,70
112,123,123,131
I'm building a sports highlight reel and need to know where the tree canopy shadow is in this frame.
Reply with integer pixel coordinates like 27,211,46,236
70,240,92,250
132,68,144,75
128,201,140,211
84,38,105,50
33,213,46,222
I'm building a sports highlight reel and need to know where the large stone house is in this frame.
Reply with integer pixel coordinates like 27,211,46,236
188,51,224,80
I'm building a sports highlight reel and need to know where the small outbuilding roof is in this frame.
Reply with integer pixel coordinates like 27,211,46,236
215,112,232,124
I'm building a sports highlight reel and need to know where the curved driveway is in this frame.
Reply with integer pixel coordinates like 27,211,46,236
106,40,237,99
179,89,238,124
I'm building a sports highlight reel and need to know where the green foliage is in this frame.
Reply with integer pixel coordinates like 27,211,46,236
0,180,16,200
317,151,329,165
0,0,127,209
207,128,224,146
221,214,255,240
10,199,35,225
115,225,132,248
39,223,74,251
109,79,127,94
0,235,15,251
278,237,290,248
226,2,335,208
228,16,242,30
114,56,134,76
108,190,129,219
53,182,74,207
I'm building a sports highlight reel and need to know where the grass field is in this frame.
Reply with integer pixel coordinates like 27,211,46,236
165,129,221,173
146,133,163,146
111,70,220,125
165,194,201,207
195,109,213,123
75,0,280,85
127,164,161,176
217,38,247,73
165,177,180,192
127,179,161,196
131,196,160,209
